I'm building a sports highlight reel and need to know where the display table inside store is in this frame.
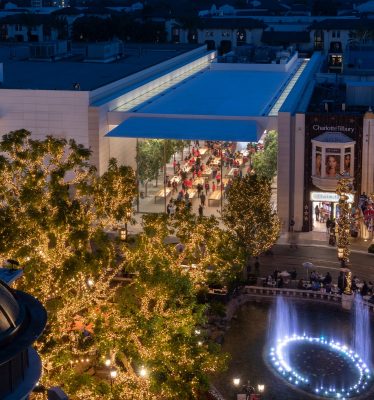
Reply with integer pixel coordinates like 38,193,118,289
186,189,197,199
170,175,181,184
193,177,205,187
154,187,172,203
227,168,239,177
202,167,213,178
199,147,208,156
208,190,222,206
181,164,192,173
210,157,221,167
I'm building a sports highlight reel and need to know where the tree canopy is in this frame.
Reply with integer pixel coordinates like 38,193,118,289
0,130,226,399
221,174,280,257
252,130,278,181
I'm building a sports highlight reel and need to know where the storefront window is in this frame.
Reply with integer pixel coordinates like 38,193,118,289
311,134,355,191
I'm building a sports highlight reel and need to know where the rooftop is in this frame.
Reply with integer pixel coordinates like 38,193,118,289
116,66,296,117
0,43,200,91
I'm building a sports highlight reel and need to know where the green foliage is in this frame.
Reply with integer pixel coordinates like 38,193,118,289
137,139,190,192
252,130,278,181
136,139,164,185
92,158,136,228
0,130,227,399
120,228,227,399
221,174,280,257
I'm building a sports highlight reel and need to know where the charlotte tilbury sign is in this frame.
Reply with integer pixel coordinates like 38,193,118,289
312,125,355,133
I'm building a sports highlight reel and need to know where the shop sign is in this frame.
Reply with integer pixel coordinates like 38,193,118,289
310,191,354,203
312,125,355,133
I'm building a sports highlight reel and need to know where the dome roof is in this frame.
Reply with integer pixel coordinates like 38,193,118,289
0,281,24,344
312,132,355,143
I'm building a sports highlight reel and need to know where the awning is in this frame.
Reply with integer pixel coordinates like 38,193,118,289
106,116,259,142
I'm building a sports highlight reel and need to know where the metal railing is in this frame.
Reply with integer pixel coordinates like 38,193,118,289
239,286,374,312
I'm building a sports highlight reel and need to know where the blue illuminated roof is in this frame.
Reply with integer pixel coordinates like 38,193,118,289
106,116,259,142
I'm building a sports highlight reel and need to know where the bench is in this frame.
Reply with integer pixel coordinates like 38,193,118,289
208,190,222,206
154,187,172,203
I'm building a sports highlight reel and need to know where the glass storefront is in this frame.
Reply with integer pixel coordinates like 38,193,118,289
135,139,256,216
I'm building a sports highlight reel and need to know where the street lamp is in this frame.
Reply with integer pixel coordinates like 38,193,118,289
120,210,132,241
139,366,148,378
105,358,111,367
257,384,265,398
110,369,117,391
233,378,255,400
119,228,127,241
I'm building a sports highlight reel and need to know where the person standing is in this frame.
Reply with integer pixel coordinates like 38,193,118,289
198,204,204,217
315,205,320,222
200,192,206,206
289,217,295,232
204,181,210,195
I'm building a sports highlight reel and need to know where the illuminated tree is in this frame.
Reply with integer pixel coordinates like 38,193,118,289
92,157,136,229
0,130,226,399
221,174,280,257
336,177,352,267
0,130,136,397
137,139,189,195
118,228,227,399
252,130,278,180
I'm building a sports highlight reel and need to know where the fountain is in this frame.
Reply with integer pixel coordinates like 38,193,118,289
268,296,373,399
353,295,372,367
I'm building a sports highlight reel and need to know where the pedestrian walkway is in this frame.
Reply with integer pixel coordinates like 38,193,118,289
278,230,374,253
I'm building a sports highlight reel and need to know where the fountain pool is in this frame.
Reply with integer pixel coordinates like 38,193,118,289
268,296,373,399
212,299,374,400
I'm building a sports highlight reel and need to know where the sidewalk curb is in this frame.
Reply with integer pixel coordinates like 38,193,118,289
276,242,374,256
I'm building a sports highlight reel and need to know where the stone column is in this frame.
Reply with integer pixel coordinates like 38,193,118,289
360,109,374,240
361,109,374,196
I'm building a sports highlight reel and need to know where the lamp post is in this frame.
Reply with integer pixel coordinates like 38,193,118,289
139,366,148,378
257,384,265,399
233,378,255,400
120,210,132,242
110,369,117,391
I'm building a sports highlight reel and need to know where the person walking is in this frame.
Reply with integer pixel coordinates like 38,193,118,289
198,204,204,218
200,192,206,206
197,183,203,198
204,181,210,195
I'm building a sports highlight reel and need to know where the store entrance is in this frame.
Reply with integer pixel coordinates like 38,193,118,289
312,201,336,232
